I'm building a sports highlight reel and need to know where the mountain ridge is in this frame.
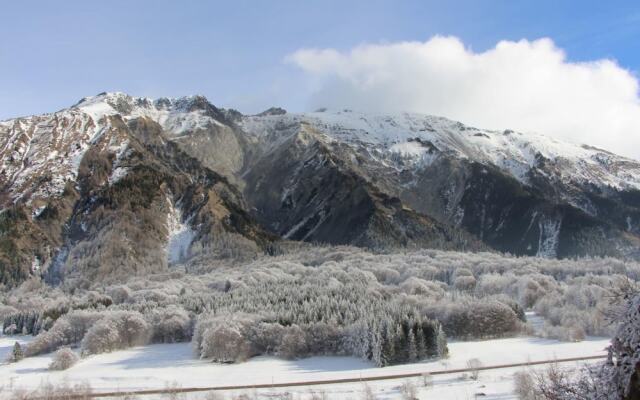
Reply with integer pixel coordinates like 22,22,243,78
1,92,638,286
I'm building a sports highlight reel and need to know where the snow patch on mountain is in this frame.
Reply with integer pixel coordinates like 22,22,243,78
31,205,46,219
389,141,439,168
537,216,563,258
165,197,194,264
30,256,41,273
75,92,223,135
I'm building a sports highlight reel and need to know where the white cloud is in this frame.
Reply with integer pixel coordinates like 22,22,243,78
287,36,640,160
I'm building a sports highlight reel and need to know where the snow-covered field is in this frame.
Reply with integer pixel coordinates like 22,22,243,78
0,334,609,399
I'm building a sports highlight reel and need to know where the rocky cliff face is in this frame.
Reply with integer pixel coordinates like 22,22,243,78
1,92,638,286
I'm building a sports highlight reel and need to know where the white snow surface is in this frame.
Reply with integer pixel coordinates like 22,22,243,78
0,334,609,399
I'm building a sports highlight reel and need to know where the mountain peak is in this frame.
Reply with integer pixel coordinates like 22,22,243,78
72,92,217,120
257,107,287,117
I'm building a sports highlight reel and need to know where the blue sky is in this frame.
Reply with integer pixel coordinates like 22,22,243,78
1,1,640,120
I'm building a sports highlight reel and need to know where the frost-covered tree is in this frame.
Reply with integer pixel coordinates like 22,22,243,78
279,325,307,360
3,245,638,369
148,306,192,343
81,319,121,356
25,310,103,356
80,311,149,356
49,347,79,370
600,290,640,399
200,322,250,363
10,341,24,362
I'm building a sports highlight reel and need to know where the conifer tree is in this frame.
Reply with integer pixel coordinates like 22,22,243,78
407,328,418,362
416,324,427,360
11,341,24,362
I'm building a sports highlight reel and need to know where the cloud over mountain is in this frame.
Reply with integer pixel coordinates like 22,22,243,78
288,36,640,160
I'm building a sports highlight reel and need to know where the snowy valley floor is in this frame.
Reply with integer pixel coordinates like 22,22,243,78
0,334,610,399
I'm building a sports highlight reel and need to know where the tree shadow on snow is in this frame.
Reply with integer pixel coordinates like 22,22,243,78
102,343,197,370
283,356,373,373
15,367,48,374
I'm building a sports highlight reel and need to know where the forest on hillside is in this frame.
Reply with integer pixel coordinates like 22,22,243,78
1,245,637,369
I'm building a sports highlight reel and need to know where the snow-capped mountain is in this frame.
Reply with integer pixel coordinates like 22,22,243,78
242,109,640,192
1,92,638,286
239,109,639,259
0,93,272,287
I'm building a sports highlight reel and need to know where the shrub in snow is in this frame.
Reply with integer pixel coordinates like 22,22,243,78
106,285,132,304
116,311,150,347
148,306,192,343
303,322,343,356
518,276,553,309
81,319,121,356
131,289,173,305
25,310,103,356
424,299,519,339
49,347,79,370
161,381,185,400
8,341,24,362
466,358,482,380
81,291,113,308
193,314,255,362
420,372,433,388
513,370,538,400
371,267,401,284
199,321,250,363
203,392,225,400
541,323,586,342
81,311,149,356
400,277,444,298
399,380,417,400
533,363,594,399
4,323,17,335
246,322,286,354
8,381,93,399
475,273,515,297
454,267,473,277
278,325,307,360
488,294,526,322
453,275,476,292
362,383,376,400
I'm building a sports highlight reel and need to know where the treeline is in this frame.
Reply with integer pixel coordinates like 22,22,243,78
192,312,447,367
1,246,638,366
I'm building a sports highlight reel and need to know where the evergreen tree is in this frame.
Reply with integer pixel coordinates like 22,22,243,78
380,322,395,367
11,341,24,362
407,327,418,362
436,325,448,357
416,323,427,360
394,323,406,363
